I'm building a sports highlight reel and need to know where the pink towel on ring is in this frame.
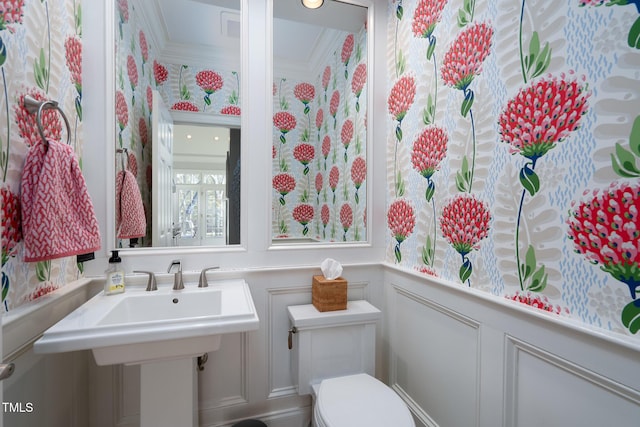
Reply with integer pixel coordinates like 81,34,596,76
20,139,101,262
115,169,146,239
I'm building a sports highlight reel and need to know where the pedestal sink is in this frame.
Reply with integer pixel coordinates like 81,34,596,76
34,278,259,427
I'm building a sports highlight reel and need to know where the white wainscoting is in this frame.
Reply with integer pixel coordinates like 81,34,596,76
90,264,384,427
9,263,637,426
383,264,640,427
2,279,100,427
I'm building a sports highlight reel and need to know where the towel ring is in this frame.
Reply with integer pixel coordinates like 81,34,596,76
116,147,129,171
23,95,72,146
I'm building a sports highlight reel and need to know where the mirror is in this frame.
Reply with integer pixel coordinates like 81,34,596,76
113,0,241,248
272,1,369,244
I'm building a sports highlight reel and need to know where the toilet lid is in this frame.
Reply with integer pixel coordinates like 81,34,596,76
315,374,414,427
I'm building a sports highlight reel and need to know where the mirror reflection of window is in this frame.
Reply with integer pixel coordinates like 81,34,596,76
174,171,227,246
113,0,241,249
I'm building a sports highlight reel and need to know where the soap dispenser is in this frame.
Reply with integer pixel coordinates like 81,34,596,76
104,250,125,295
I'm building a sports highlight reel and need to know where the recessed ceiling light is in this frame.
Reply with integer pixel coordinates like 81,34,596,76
301,0,324,9
186,134,192,139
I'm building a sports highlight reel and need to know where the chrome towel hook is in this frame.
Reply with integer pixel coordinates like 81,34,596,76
23,95,72,147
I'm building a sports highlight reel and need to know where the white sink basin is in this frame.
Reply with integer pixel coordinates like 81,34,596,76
34,278,259,365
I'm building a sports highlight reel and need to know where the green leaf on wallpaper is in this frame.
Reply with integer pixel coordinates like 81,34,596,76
460,90,474,117
426,39,436,61
395,124,403,141
459,259,472,283
36,260,50,282
394,244,402,263
1,272,8,303
455,156,471,192
118,69,125,90
425,180,435,202
611,143,640,178
75,3,82,35
457,0,475,28
75,96,82,121
528,265,547,293
1,249,8,268
343,101,350,118
628,16,640,50
228,90,238,105
422,237,434,266
34,48,48,91
396,170,405,197
395,4,404,20
457,9,469,27
180,84,191,100
396,49,406,76
629,115,640,156
0,36,6,67
521,245,536,281
532,43,551,79
423,94,435,125
524,32,552,80
519,163,540,196
621,299,640,334
279,157,288,172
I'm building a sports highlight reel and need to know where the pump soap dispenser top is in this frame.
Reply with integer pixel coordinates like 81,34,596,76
104,250,125,295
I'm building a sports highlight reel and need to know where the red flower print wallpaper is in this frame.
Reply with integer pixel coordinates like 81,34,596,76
1,0,84,311
272,27,368,242
113,0,242,251
388,0,640,337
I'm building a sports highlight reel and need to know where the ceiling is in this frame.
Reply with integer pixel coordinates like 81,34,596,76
137,0,367,71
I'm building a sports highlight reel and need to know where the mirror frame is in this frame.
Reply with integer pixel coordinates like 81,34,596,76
105,0,249,256
99,0,381,263
267,0,375,251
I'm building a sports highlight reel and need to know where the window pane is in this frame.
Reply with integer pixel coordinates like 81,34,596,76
176,173,201,185
178,189,199,238
204,173,226,185
205,189,225,237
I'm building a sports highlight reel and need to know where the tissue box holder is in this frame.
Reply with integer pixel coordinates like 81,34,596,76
312,275,347,312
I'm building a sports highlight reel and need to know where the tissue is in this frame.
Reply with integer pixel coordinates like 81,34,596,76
321,258,343,280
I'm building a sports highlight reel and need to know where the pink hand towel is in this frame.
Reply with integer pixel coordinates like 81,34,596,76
115,169,146,239
20,139,101,262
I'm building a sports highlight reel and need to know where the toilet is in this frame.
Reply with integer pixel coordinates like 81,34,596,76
287,300,414,427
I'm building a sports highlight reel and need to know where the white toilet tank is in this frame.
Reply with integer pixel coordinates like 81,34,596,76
287,300,381,396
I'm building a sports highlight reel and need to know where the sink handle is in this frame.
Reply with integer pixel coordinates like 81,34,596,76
133,271,157,291
198,267,220,288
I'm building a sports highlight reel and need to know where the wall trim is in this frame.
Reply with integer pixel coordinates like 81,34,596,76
504,335,640,425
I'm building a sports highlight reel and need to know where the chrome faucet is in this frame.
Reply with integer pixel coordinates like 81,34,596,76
198,267,220,288
167,260,184,290
133,271,157,291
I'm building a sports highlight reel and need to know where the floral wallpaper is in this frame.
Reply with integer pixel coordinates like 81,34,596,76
1,0,83,311
272,27,368,242
115,0,154,248
116,0,241,248
386,0,640,338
